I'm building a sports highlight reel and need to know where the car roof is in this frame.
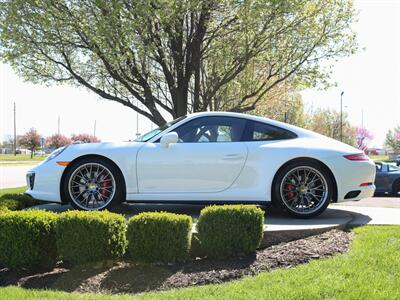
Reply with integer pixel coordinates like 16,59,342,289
185,111,314,138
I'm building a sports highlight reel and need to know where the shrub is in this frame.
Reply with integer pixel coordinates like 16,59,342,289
55,211,127,265
127,212,192,263
197,205,264,258
0,206,10,214
0,210,57,269
0,193,39,210
0,198,24,211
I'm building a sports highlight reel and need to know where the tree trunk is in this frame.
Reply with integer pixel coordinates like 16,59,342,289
174,85,189,117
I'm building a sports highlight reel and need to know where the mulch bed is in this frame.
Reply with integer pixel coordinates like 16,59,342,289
0,229,353,294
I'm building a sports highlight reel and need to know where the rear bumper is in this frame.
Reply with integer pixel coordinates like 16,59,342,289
337,184,376,202
326,157,376,202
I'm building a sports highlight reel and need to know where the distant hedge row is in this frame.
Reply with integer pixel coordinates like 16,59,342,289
0,205,264,269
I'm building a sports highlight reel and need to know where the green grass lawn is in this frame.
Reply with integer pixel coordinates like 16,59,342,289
0,225,399,299
0,154,47,166
0,154,47,161
369,155,393,163
0,187,26,196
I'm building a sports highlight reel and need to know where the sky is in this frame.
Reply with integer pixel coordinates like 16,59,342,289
1,0,399,147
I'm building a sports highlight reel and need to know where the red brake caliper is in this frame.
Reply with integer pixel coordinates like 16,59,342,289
285,184,295,201
100,175,111,198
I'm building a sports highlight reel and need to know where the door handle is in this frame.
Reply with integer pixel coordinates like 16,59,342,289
223,154,243,160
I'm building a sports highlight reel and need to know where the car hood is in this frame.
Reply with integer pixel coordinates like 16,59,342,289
55,141,145,162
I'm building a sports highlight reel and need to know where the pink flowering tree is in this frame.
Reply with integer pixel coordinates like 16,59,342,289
46,134,72,149
385,126,400,153
356,127,373,151
71,133,100,144
19,128,41,158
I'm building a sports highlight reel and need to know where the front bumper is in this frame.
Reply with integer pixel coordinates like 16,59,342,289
24,161,65,203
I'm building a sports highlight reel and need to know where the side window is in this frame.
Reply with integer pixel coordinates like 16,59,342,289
174,117,246,143
243,121,297,141
388,164,400,172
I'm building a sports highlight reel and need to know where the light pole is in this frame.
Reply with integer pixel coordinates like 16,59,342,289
136,110,139,137
13,102,16,156
340,91,344,142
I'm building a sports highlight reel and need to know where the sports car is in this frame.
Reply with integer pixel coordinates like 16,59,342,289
374,162,400,196
25,112,376,218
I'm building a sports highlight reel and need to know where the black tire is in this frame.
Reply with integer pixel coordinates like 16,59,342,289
392,180,400,197
61,157,124,210
272,159,334,218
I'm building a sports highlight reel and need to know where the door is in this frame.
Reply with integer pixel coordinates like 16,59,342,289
137,116,248,193
374,164,388,193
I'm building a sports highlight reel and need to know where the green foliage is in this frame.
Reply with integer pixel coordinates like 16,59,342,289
0,0,357,124
0,198,23,210
127,212,192,263
0,206,10,214
305,107,356,146
384,126,400,152
55,211,127,265
251,84,306,127
197,205,264,258
0,210,57,269
0,193,39,210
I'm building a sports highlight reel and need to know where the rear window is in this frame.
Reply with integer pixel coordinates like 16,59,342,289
242,121,297,141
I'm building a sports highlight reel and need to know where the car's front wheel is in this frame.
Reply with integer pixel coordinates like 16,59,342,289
272,160,333,218
62,157,123,210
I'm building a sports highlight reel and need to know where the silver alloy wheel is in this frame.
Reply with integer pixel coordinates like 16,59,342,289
280,166,328,215
68,163,116,210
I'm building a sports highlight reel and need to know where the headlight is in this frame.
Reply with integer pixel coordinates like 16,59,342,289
44,146,67,163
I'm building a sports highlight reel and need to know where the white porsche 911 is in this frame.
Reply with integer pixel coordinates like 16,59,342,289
25,112,376,218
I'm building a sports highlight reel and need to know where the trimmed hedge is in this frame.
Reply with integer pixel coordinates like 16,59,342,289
127,212,192,263
0,206,10,214
0,198,24,211
0,210,57,269
55,211,127,265
197,205,264,258
0,193,39,211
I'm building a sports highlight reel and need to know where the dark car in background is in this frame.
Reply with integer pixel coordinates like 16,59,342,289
396,155,400,166
374,162,400,196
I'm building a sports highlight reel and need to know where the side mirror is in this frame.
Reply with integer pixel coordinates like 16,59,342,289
160,131,179,148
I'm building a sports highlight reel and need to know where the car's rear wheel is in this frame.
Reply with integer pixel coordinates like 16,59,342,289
392,180,400,197
272,160,333,218
62,157,123,210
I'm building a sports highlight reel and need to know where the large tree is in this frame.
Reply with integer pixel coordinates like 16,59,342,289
0,0,357,125
45,133,72,149
250,83,306,127
71,133,100,143
355,127,373,151
306,108,356,146
19,128,41,158
385,126,400,153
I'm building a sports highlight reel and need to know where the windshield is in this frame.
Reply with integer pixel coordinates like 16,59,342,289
134,116,186,142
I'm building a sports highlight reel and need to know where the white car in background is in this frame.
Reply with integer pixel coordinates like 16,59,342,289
25,112,376,218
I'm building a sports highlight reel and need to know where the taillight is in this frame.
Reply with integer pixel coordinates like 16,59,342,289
344,153,369,161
